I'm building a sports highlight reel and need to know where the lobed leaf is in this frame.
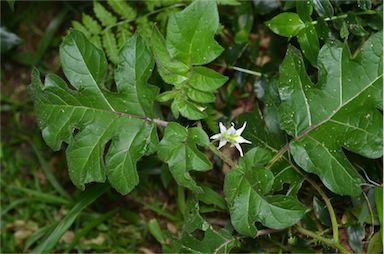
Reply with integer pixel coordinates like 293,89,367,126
278,32,383,196
224,148,305,237
31,30,159,194
173,198,239,253
158,123,212,193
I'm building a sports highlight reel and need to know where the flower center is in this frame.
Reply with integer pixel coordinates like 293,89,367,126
222,133,238,143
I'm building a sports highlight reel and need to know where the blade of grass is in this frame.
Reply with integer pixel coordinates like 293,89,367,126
24,223,58,252
31,143,71,200
8,186,71,205
32,184,109,253
64,209,118,253
1,198,29,216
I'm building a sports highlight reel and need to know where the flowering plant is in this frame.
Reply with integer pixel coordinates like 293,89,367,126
25,0,382,252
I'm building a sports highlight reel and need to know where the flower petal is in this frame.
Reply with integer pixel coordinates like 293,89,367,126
236,122,247,136
234,143,243,157
219,122,226,133
228,126,236,134
236,136,252,144
210,133,221,140
218,140,227,149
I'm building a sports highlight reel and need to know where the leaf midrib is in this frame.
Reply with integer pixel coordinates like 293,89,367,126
65,38,115,111
295,74,382,140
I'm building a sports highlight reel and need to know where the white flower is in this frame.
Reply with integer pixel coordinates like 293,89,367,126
210,122,251,157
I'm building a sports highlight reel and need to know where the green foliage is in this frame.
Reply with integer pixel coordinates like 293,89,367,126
224,148,305,236
71,1,136,64
22,0,384,253
265,13,305,37
158,123,212,193
171,198,239,253
31,31,158,195
151,0,228,120
278,32,383,196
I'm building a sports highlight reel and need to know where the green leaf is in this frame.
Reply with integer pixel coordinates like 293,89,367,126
158,123,212,193
357,0,372,10
148,218,166,244
151,0,227,120
278,32,383,196
374,186,383,226
107,0,137,21
265,13,305,37
313,196,331,226
197,186,227,210
31,30,158,194
102,29,119,64
297,23,319,66
151,26,190,85
367,230,383,254
188,67,228,92
174,198,239,253
166,0,223,65
224,148,305,237
347,223,365,253
94,1,117,27
312,0,334,18
238,80,303,196
296,0,313,22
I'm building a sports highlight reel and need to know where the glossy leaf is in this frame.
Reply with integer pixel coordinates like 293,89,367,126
297,23,319,66
151,0,227,120
374,186,383,226
166,0,223,65
238,80,303,196
312,0,334,18
296,0,313,22
174,199,239,253
347,223,365,253
31,31,159,194
265,13,305,37
158,123,212,193
278,32,383,196
224,148,305,237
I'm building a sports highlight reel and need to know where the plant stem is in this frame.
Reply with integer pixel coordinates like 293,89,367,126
311,10,376,25
207,143,237,168
266,144,340,243
229,66,263,77
215,63,264,77
295,225,349,254
303,176,340,243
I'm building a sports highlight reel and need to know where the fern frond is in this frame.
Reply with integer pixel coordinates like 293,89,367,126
94,2,117,27
136,16,152,41
107,0,137,21
117,23,132,48
72,21,90,37
102,29,119,64
82,14,102,35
